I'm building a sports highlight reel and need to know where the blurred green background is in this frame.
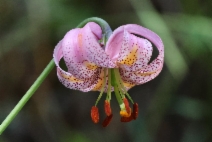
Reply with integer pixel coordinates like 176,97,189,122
0,0,212,141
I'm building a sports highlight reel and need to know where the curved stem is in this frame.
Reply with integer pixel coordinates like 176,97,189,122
0,17,110,135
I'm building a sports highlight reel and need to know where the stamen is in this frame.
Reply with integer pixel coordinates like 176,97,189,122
91,106,99,123
120,110,131,117
116,85,125,100
114,85,125,110
103,69,113,126
95,68,107,106
113,69,125,97
102,114,113,127
114,69,134,104
123,98,131,115
104,100,112,116
125,92,134,104
113,68,138,121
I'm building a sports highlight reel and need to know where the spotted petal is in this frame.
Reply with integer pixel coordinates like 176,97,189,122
117,30,153,72
79,22,116,68
106,24,164,85
62,22,115,80
53,41,101,92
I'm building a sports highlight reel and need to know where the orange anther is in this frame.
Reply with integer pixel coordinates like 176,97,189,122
120,110,131,117
91,106,99,123
104,100,112,116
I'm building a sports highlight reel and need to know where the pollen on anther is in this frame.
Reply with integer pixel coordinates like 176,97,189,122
104,100,112,116
120,110,131,117
91,106,99,123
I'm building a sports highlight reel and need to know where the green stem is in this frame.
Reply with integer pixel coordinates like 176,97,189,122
0,59,55,135
0,17,111,135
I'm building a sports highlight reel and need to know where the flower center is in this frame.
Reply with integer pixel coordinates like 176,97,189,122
91,68,139,127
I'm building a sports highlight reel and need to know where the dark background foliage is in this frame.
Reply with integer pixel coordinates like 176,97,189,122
0,0,212,141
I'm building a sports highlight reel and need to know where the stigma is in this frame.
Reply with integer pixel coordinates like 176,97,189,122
90,68,138,127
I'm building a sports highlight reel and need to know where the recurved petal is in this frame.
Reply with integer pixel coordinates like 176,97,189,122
106,24,163,73
110,24,164,85
62,22,116,79
61,25,100,80
53,40,63,67
56,67,94,92
86,22,102,39
119,51,163,85
123,24,164,70
53,41,99,92
119,48,163,85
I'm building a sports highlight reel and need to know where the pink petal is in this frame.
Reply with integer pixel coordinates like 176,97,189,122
119,66,162,85
117,30,153,72
53,41,100,92
80,22,116,68
86,22,102,39
56,67,101,92
106,24,164,84
61,22,115,79
124,25,164,83
105,27,124,61
61,25,99,80
123,24,164,72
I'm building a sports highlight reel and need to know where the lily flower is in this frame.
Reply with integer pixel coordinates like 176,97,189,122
53,22,164,126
